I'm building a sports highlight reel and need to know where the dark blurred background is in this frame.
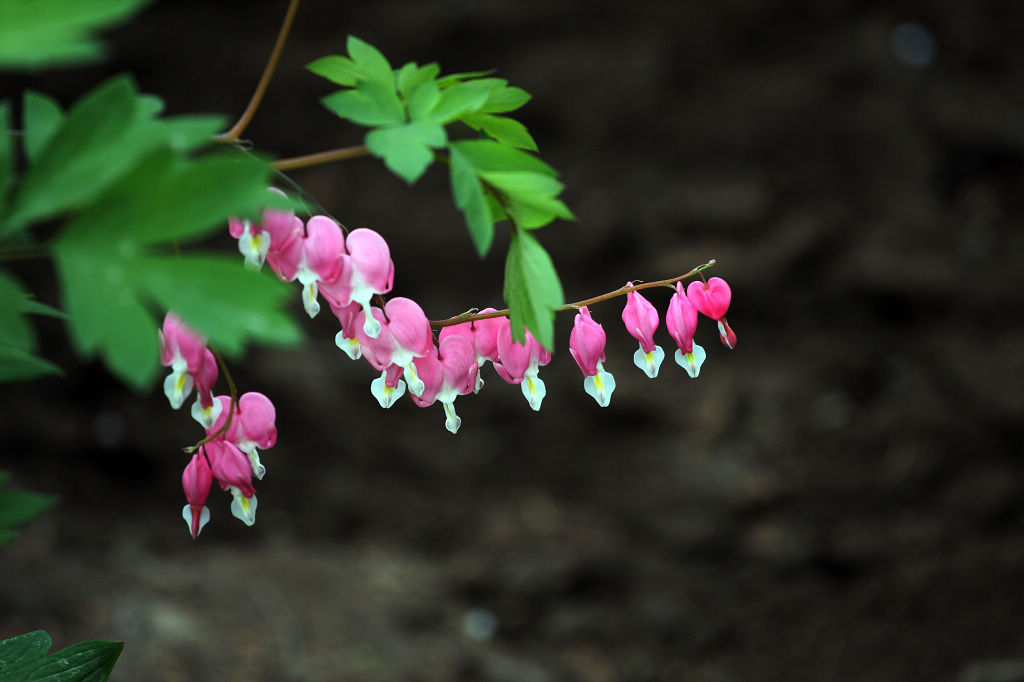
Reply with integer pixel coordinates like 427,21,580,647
2,1,1024,680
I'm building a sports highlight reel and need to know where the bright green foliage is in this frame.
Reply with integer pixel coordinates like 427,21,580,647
0,100,11,212
0,472,56,546
310,37,572,345
0,630,122,682
0,0,150,69
504,230,564,350
0,75,301,389
0,270,62,382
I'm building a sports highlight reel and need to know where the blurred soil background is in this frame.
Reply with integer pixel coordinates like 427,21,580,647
2,1,1024,680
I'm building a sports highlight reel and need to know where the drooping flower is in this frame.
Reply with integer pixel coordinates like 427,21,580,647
204,439,258,527
494,322,552,411
206,393,277,480
269,215,348,318
228,188,300,270
331,300,363,361
410,335,478,433
189,349,222,428
354,298,433,399
439,308,504,393
569,306,616,407
181,453,213,539
322,228,394,338
665,282,706,378
620,285,665,378
160,312,214,411
370,363,407,408
686,277,737,349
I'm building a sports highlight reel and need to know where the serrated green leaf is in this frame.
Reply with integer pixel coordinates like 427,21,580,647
366,122,446,184
26,639,123,682
346,35,394,86
448,139,557,176
321,80,404,126
4,75,167,231
397,61,440,99
449,146,493,256
60,149,272,248
0,630,51,678
504,230,563,349
307,55,360,86
0,0,149,69
22,91,64,164
477,170,574,228
160,114,225,151
130,255,302,355
462,113,537,151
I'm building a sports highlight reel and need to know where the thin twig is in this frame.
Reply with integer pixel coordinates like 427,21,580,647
273,145,371,171
219,0,301,142
428,259,717,329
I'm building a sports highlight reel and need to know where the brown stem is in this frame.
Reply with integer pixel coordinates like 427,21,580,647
273,145,371,171
219,0,301,142
428,259,717,329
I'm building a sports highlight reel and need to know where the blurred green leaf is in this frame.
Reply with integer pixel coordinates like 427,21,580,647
0,100,10,211
366,122,446,184
449,145,493,256
130,255,302,355
462,113,537,151
306,55,360,86
435,70,495,87
427,81,492,123
0,475,56,543
448,139,557,176
22,91,64,163
480,83,531,114
504,230,563,349
0,269,61,382
0,0,149,69
0,345,62,382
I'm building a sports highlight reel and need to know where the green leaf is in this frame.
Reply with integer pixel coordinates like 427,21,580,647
22,91,65,163
0,631,122,682
396,61,440,99
366,122,446,184
59,149,273,247
321,80,405,126
0,268,33,349
307,55,360,86
477,170,575,228
449,145,493,256
0,345,62,382
160,114,226,151
0,100,10,211
4,75,168,231
462,113,537,151
130,255,302,355
405,80,441,122
480,84,531,114
0,478,56,540
346,35,394,86
435,70,495,87
22,639,123,682
426,80,492,123
0,0,150,69
0,630,51,679
448,139,557,176
504,230,563,350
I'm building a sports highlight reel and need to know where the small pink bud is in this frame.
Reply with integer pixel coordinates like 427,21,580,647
181,453,212,539
621,287,664,379
666,282,706,378
568,306,607,377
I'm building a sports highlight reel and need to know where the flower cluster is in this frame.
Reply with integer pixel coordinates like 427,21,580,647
230,199,737,429
159,313,277,538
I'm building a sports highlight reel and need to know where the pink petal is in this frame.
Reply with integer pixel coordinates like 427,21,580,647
621,286,660,353
347,228,394,297
385,297,433,358
302,215,347,283
355,307,396,370
666,282,699,354
686,277,732,320
205,440,256,498
569,306,607,377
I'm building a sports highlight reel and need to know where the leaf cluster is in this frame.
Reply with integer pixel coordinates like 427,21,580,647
0,77,302,389
0,630,122,682
309,36,572,348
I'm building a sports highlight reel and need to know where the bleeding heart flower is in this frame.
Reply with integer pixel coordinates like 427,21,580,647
666,282,706,378
686,277,737,349
569,306,616,407
621,285,665,378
